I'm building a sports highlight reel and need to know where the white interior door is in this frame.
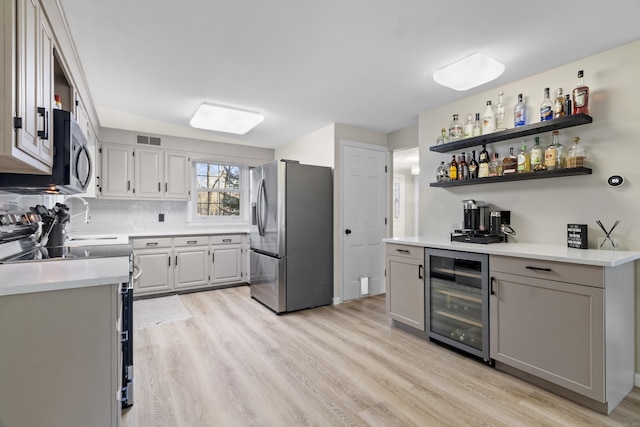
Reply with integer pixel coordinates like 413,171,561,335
341,142,388,301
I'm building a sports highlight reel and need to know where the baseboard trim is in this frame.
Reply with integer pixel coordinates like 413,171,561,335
635,372,640,387
332,296,342,305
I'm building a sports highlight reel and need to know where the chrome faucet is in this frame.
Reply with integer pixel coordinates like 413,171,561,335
63,195,91,223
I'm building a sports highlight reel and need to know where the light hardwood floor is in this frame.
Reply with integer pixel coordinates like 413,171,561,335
124,286,640,426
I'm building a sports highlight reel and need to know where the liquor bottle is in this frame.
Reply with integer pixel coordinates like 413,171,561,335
553,88,565,119
530,136,544,170
513,93,526,127
567,137,586,168
478,144,490,178
517,139,531,173
449,155,458,180
436,128,448,145
572,70,590,115
540,87,553,121
555,133,567,169
489,152,501,177
544,131,558,170
482,101,496,134
502,148,517,174
449,114,463,140
463,114,474,138
472,113,482,136
436,161,450,181
468,150,479,179
458,152,469,180
564,94,572,117
495,92,506,130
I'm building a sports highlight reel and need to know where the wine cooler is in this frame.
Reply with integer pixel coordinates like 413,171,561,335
425,248,490,363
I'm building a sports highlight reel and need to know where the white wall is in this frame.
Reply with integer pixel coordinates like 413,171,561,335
275,123,335,167
418,40,640,376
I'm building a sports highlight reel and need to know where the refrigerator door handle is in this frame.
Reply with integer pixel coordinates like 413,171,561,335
256,178,264,236
258,178,268,237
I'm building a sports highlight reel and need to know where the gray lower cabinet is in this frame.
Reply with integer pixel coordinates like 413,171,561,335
385,243,425,331
490,255,635,414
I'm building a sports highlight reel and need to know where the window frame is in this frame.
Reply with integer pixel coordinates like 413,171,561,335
189,160,249,223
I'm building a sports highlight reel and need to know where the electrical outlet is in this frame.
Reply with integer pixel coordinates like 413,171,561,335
158,213,165,222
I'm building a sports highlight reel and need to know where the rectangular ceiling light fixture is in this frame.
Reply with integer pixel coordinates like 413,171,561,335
433,52,505,91
190,103,264,134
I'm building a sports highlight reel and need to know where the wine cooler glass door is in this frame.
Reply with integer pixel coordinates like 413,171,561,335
425,248,489,361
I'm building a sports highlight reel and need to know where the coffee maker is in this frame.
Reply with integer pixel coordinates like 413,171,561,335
452,200,512,244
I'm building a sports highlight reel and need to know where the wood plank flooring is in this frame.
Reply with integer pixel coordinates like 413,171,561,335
123,286,640,426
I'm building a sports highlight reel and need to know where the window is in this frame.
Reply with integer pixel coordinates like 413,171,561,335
195,162,243,217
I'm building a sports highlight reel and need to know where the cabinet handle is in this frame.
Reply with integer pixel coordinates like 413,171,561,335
158,182,161,192
175,256,178,266
37,107,49,140
165,183,168,192
127,181,131,191
212,253,215,263
396,249,411,254
418,265,423,280
168,256,171,267
187,240,197,245
490,276,496,295
525,266,552,272
222,238,232,243
145,242,158,247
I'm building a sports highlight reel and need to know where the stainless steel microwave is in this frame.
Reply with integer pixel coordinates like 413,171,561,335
0,109,92,194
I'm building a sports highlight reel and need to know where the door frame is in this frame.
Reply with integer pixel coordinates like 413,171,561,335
337,139,390,304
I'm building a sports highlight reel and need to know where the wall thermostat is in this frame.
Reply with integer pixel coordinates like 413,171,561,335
607,175,625,187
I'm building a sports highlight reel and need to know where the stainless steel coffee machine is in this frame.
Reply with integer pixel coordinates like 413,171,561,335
452,200,513,244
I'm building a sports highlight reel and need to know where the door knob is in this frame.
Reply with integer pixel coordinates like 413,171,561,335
345,229,352,235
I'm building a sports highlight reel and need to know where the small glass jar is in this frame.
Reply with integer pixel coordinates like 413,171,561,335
436,161,449,182
567,137,586,168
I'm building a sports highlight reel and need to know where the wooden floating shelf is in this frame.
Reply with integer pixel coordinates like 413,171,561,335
429,114,593,153
429,167,593,187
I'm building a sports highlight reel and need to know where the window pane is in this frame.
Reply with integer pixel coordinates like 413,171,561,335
196,191,240,216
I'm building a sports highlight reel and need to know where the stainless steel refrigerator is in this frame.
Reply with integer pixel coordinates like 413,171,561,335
249,160,333,313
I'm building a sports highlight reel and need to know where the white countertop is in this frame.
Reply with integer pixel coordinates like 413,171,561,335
384,236,640,267
66,227,249,243
0,257,130,296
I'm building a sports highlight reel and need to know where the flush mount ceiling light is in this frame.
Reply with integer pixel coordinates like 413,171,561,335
189,103,264,134
433,52,505,91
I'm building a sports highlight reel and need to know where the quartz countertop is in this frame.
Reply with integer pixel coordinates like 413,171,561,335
384,236,640,267
0,257,130,296
66,227,249,243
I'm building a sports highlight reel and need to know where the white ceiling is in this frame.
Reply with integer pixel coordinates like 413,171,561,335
58,0,640,150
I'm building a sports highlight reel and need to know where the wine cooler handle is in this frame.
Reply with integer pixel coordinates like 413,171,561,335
525,266,552,272
490,276,496,295
418,264,423,280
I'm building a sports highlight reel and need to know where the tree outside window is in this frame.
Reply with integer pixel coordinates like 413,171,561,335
195,163,241,217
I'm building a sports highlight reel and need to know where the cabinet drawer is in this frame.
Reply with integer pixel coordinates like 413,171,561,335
174,236,208,246
210,235,242,245
385,243,423,260
490,255,603,288
132,237,172,249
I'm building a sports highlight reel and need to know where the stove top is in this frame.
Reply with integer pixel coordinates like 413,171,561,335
0,240,133,264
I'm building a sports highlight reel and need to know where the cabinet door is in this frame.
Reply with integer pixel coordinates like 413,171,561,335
100,144,133,198
134,148,162,199
490,271,605,401
174,246,209,289
36,8,53,165
133,249,172,295
164,151,190,200
386,254,425,331
211,245,242,284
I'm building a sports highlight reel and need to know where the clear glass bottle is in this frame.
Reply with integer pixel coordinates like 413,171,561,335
502,147,518,175
567,137,586,168
436,161,450,181
489,152,501,177
449,114,463,140
530,136,544,171
463,114,474,138
495,92,506,130
482,101,496,134
555,133,567,169
436,128,448,145
540,87,553,121
517,139,531,173
553,88,565,119
449,154,458,180
545,131,559,170
468,150,479,179
472,113,482,136
572,70,590,115
458,152,469,180
513,93,526,127
478,144,490,178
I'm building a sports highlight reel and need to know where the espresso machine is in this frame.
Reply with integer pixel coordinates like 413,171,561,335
451,199,514,244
